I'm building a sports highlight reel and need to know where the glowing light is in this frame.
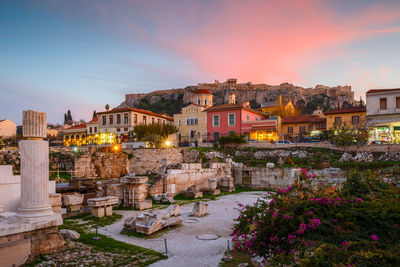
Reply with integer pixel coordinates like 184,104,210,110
113,144,120,151
165,140,171,146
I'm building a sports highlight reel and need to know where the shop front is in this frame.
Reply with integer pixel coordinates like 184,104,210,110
369,123,400,144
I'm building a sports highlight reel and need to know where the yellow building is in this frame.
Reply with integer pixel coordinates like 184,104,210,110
62,124,87,146
325,106,366,130
173,89,213,143
281,113,326,141
260,95,299,118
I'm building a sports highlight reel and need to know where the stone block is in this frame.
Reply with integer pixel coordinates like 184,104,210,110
134,199,152,210
63,193,84,206
190,201,208,217
91,207,104,218
105,206,113,216
202,189,220,195
67,204,81,212
60,229,80,240
0,238,31,267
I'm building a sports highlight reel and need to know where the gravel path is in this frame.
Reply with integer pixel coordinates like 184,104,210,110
99,192,265,267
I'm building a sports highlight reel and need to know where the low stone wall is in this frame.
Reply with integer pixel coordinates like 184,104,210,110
127,148,184,174
233,167,347,189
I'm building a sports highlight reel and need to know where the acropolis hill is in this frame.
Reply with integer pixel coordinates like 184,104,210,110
118,79,356,115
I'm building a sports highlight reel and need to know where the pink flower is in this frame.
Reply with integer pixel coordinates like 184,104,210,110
273,212,278,217
371,235,379,241
284,214,291,219
356,197,363,203
297,223,307,235
394,224,398,227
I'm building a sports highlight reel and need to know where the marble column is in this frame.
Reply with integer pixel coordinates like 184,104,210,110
17,110,53,218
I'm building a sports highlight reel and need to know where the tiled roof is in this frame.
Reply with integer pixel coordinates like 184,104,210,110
324,106,366,115
282,115,326,124
194,89,212,95
97,107,173,121
366,88,400,94
87,117,98,124
62,124,87,131
205,103,266,117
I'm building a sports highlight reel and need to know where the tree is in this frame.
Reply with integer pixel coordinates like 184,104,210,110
218,132,246,148
92,110,97,119
105,104,110,111
133,123,178,148
328,124,369,152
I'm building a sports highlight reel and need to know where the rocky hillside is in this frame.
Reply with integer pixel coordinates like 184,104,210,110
117,80,358,115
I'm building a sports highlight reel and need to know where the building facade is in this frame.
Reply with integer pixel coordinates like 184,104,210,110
281,114,326,142
366,88,400,143
173,89,213,143
324,106,366,130
96,107,173,145
0,119,16,137
206,98,279,142
62,124,87,146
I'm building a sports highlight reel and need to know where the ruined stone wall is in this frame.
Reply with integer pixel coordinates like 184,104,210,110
127,148,184,174
163,162,231,196
74,152,127,179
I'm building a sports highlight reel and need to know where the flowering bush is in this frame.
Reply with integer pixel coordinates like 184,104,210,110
231,169,400,266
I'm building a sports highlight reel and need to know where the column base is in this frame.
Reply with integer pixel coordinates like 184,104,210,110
17,205,54,219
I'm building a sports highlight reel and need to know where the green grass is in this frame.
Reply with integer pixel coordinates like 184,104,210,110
54,213,167,266
49,171,72,181
219,251,252,267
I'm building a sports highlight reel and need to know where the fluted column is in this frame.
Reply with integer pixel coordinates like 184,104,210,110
17,110,53,218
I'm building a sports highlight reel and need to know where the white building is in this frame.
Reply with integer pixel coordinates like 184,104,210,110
0,119,16,137
366,88,400,143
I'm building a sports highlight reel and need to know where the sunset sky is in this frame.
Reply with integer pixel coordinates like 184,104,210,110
1,0,400,124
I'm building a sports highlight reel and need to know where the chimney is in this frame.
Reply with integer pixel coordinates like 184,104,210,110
241,101,250,108
229,94,236,104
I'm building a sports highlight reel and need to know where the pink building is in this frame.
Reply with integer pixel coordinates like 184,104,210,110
205,102,279,142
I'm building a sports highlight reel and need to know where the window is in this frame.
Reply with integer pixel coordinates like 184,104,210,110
256,117,259,121
158,118,161,124
190,130,196,139
117,114,121,124
124,113,129,123
109,115,113,125
102,116,106,125
308,124,313,131
335,117,342,126
288,127,293,134
89,127,92,134
228,114,235,125
204,99,208,105
186,118,191,125
116,128,120,132
94,127,97,133
143,116,147,124
352,116,359,125
213,132,220,141
247,115,250,121
152,117,155,124
213,115,219,127
316,123,325,130
396,97,400,108
134,114,137,123
300,126,306,133
124,127,128,132
197,99,201,105
380,98,387,110
178,119,181,126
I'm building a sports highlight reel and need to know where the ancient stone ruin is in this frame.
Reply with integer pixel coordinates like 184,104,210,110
190,201,208,217
0,110,64,266
123,204,182,235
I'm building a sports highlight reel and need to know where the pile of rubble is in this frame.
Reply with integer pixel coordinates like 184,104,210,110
339,152,373,163
205,151,226,160
377,152,400,162
0,149,19,169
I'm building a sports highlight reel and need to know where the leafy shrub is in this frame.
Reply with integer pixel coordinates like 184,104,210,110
218,132,246,148
231,169,400,266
